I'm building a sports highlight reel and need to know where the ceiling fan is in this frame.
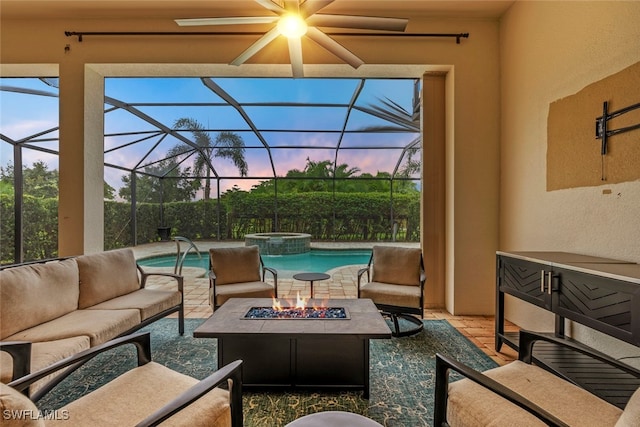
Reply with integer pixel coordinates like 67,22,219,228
175,0,408,77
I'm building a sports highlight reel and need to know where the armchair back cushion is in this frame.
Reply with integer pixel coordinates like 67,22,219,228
615,387,640,427
0,383,45,427
76,249,140,309
371,246,422,287
1,259,79,339
210,246,261,285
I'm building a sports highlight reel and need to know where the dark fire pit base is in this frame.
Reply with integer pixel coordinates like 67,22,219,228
194,298,392,398
221,335,367,392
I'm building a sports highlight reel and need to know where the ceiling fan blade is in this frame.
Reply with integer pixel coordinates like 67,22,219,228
230,26,281,66
305,27,364,69
175,16,278,27
288,37,304,78
307,14,408,32
299,0,335,18
283,0,300,13
254,0,286,15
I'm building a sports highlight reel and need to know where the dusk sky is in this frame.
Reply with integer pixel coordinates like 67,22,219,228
1,77,420,198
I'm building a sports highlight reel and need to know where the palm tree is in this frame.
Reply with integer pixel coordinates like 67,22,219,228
358,79,421,178
171,118,248,200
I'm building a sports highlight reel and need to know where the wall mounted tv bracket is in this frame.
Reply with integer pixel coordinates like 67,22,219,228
595,100,640,155
594,100,640,180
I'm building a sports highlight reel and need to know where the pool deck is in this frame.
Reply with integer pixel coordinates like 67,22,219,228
133,240,420,319
133,239,519,366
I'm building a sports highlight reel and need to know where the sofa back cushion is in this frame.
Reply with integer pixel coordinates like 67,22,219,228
371,246,422,286
209,246,261,285
76,249,140,309
1,259,79,339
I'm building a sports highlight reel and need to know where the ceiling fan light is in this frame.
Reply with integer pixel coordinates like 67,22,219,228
277,14,308,38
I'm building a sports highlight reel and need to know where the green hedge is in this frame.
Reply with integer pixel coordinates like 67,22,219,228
2,192,419,263
1,193,58,263
224,192,420,241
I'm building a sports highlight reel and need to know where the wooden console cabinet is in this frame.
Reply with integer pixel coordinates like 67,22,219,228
496,251,640,408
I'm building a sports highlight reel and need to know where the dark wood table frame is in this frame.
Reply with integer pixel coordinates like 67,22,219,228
194,298,391,398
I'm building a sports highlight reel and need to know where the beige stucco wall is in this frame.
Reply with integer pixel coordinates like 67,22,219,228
1,13,501,314
500,1,640,360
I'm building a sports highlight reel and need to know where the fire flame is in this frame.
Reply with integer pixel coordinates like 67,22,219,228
272,291,314,311
295,291,307,309
272,296,283,311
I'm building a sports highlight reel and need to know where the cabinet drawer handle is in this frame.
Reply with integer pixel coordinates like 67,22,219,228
547,271,553,295
540,270,546,292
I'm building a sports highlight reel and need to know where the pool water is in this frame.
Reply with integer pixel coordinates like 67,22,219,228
139,249,372,276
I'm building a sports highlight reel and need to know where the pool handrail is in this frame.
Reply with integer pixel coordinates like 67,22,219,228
174,236,202,275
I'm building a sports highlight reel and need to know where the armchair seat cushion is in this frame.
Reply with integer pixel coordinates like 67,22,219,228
45,362,231,427
215,281,275,306
87,289,182,321
447,360,623,427
5,309,141,347
359,281,422,308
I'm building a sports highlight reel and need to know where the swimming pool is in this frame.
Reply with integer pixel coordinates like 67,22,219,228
138,249,372,277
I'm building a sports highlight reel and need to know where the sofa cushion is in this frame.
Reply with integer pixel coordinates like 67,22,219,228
5,310,140,347
371,246,422,286
1,336,90,395
209,246,261,285
45,362,230,427
1,259,79,340
76,249,140,309
447,360,622,427
87,289,181,321
0,383,45,427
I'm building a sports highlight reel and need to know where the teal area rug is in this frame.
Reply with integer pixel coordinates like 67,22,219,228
37,318,497,426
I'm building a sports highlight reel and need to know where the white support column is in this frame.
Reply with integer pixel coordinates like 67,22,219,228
84,65,105,253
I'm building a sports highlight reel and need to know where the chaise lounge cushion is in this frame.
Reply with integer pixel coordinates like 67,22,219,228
0,259,79,340
45,362,231,427
87,289,182,321
5,310,141,347
76,249,141,309
446,360,623,427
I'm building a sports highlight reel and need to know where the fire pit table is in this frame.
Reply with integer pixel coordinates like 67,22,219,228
194,297,392,398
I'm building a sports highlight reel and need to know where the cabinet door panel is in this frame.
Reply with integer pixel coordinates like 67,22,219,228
499,257,551,309
554,268,639,345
